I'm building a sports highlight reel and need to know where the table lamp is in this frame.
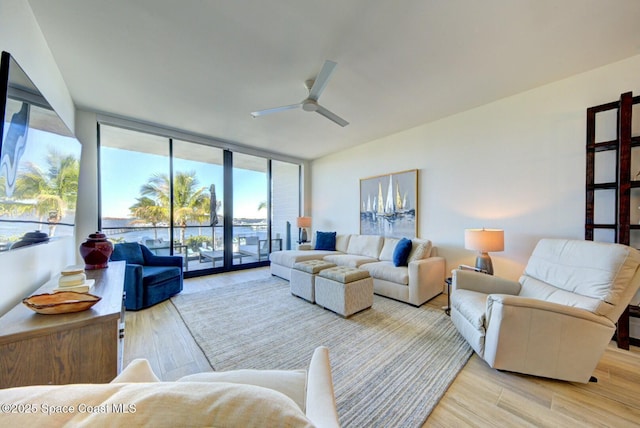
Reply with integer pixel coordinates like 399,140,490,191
296,216,312,243
464,228,504,275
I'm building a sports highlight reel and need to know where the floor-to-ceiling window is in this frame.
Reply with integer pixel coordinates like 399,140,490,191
172,139,225,272
99,125,171,250
232,152,269,266
98,123,302,277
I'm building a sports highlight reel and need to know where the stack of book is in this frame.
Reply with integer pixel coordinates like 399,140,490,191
53,265,95,293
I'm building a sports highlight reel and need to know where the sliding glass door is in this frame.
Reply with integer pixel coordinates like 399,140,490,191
232,152,268,266
172,140,224,272
99,123,301,277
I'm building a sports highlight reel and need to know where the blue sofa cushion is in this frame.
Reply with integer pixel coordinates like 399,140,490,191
393,238,413,267
112,242,145,265
142,266,182,286
315,231,337,251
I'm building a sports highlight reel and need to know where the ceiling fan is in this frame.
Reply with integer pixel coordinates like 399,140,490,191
251,60,349,127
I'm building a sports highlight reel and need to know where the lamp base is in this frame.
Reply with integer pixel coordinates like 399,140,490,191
475,252,494,275
300,228,308,243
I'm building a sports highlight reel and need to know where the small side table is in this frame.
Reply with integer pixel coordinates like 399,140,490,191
443,277,452,316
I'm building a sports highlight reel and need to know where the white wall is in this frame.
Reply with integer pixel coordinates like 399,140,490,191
0,0,77,315
311,54,640,281
0,1,75,131
75,110,99,250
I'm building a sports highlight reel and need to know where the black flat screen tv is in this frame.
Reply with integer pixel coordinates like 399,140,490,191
0,51,81,251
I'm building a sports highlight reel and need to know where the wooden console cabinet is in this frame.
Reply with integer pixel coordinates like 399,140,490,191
0,260,125,388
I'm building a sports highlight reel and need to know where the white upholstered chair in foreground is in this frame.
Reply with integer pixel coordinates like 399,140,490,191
450,238,640,383
0,347,339,427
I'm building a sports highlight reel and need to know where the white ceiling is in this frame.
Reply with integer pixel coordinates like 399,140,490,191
26,0,640,160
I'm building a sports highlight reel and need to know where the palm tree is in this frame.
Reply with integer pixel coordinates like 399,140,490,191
129,196,167,240
135,170,209,246
12,150,79,236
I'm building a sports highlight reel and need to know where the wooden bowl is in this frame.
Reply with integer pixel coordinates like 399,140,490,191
23,291,101,315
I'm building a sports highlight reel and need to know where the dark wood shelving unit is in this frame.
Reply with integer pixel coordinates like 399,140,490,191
585,91,640,349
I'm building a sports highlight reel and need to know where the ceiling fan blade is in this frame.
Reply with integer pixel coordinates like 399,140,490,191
315,104,349,127
308,60,337,101
251,103,302,118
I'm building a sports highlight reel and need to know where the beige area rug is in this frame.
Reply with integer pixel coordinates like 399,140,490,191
171,277,472,427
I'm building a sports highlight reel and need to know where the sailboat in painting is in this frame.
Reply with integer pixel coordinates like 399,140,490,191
360,170,417,237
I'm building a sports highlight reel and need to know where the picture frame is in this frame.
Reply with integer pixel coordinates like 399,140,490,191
359,169,418,238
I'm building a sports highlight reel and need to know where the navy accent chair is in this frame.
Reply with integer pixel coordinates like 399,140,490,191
110,242,183,310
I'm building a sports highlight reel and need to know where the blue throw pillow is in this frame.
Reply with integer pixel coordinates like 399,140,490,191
315,231,337,251
393,238,413,267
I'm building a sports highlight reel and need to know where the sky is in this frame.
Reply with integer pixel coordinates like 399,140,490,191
0,117,81,240
101,147,267,219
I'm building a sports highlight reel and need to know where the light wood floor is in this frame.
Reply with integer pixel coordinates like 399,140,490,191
124,268,640,427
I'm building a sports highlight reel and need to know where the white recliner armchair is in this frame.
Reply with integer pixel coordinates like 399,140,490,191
450,238,640,383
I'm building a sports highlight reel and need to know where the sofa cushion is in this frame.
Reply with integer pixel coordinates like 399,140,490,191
142,266,181,285
314,231,337,250
408,238,432,263
323,253,378,268
379,238,400,262
270,250,339,268
393,238,413,267
310,233,350,252
361,261,409,285
112,242,145,265
0,382,314,427
346,235,384,258
334,234,351,253
178,369,308,412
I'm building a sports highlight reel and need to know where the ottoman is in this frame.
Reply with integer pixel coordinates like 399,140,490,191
291,260,337,303
315,266,374,317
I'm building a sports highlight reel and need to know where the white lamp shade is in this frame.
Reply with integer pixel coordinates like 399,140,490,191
296,217,312,228
464,229,504,252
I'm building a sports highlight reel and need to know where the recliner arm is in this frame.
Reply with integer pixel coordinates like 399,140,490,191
482,294,616,383
452,269,521,295
305,346,339,428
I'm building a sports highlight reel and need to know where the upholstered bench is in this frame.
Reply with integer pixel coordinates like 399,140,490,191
291,260,336,302
315,266,374,317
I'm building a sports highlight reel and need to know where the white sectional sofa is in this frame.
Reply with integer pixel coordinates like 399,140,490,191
270,234,445,306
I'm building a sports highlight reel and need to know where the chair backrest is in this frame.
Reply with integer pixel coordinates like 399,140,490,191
111,242,145,265
519,238,640,321
244,236,259,245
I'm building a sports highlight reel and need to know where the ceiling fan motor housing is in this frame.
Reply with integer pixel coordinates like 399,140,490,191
302,99,318,112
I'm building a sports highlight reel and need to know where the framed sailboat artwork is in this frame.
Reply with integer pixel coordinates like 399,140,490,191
359,169,418,238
